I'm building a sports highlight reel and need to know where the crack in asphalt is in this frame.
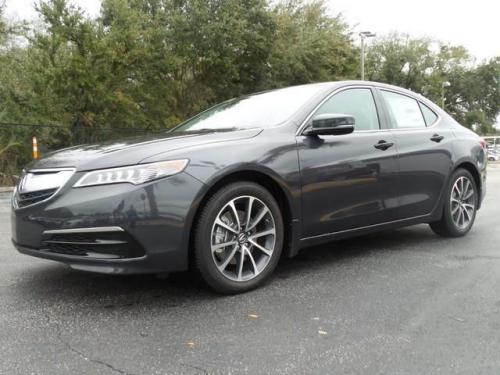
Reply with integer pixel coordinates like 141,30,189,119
453,255,500,261
44,313,135,375
180,362,210,374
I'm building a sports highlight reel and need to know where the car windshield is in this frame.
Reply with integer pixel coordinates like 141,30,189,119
171,84,325,133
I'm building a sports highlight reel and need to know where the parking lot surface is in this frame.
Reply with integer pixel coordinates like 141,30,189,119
1,167,500,374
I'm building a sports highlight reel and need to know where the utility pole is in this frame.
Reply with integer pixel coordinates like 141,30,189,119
359,31,376,80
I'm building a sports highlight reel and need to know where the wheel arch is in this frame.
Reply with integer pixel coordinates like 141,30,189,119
430,158,483,224
185,168,300,269
453,160,482,209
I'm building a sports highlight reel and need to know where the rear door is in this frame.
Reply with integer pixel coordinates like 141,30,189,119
377,89,454,218
297,86,400,238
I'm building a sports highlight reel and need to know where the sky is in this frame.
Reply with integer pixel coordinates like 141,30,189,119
5,0,500,60
329,0,500,61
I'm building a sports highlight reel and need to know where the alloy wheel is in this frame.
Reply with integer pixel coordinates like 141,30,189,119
210,195,276,282
450,176,476,230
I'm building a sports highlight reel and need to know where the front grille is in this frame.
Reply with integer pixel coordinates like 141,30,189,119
41,230,145,259
14,168,75,209
16,188,57,208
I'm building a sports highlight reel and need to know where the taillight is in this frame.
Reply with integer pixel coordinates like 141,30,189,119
479,139,488,150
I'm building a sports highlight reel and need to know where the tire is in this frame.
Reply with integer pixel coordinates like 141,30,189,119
194,181,284,294
429,168,478,237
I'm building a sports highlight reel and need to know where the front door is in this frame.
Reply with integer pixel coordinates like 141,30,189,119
297,87,400,238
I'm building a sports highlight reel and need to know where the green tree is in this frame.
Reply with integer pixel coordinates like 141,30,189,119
446,57,500,134
365,33,469,99
365,33,498,134
0,4,27,183
0,0,499,180
0,2,6,43
267,0,357,87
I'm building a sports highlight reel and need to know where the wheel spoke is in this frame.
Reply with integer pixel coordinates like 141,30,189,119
212,240,237,251
215,218,238,234
245,197,254,229
464,179,471,196
451,203,460,214
217,245,239,272
250,228,275,240
228,201,241,231
463,203,475,210
463,206,471,222
459,208,465,226
248,239,272,256
237,248,245,280
247,206,269,231
463,187,474,200
245,247,258,275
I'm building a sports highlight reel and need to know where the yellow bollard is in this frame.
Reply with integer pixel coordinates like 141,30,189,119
32,136,38,160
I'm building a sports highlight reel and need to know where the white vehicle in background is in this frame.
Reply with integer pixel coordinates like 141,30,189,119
488,149,500,162
484,136,500,161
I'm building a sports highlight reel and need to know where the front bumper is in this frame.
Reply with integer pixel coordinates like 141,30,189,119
11,171,204,274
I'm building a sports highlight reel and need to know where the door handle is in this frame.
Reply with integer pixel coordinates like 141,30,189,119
374,140,394,151
430,134,444,143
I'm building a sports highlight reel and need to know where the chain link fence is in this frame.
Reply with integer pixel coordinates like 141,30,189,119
0,122,158,185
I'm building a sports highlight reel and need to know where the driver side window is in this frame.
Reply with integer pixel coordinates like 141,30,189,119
315,88,380,131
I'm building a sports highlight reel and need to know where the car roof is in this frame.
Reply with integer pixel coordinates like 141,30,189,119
313,80,421,96
259,80,424,100
310,80,439,110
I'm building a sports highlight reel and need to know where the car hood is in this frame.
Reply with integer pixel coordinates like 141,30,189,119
27,128,262,171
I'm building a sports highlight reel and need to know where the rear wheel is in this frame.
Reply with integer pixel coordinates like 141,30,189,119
194,182,284,294
430,168,478,237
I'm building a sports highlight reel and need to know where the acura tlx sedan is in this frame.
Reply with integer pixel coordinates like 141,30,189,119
11,81,487,293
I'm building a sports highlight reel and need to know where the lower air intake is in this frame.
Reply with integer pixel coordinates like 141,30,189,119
41,230,145,259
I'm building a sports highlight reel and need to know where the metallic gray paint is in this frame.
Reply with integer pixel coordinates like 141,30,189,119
11,81,487,274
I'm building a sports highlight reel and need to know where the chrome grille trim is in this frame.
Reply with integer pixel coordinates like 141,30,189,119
43,227,125,234
13,167,76,209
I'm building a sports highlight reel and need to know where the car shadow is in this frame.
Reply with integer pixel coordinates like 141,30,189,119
277,223,442,276
13,224,451,307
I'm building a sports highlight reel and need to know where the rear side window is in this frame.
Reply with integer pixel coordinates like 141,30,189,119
315,88,380,131
419,102,438,126
381,90,426,129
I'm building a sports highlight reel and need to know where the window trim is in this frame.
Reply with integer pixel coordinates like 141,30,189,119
296,85,385,136
379,89,427,130
418,101,439,127
377,87,442,131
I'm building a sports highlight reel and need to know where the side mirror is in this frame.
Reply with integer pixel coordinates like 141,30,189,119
304,113,355,136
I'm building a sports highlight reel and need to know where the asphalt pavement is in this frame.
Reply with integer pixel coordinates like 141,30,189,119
1,167,500,374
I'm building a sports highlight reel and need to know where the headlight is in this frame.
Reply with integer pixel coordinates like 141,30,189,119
73,160,189,188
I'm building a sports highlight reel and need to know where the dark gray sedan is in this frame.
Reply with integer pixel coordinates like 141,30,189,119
11,81,487,293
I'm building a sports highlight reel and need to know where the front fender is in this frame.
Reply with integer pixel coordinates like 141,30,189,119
144,128,303,259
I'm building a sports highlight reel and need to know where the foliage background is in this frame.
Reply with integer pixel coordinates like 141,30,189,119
0,0,499,183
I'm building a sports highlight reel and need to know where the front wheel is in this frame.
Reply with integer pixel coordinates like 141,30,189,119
194,182,284,294
430,168,478,237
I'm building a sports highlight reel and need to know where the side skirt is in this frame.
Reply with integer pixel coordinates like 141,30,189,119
298,214,432,249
